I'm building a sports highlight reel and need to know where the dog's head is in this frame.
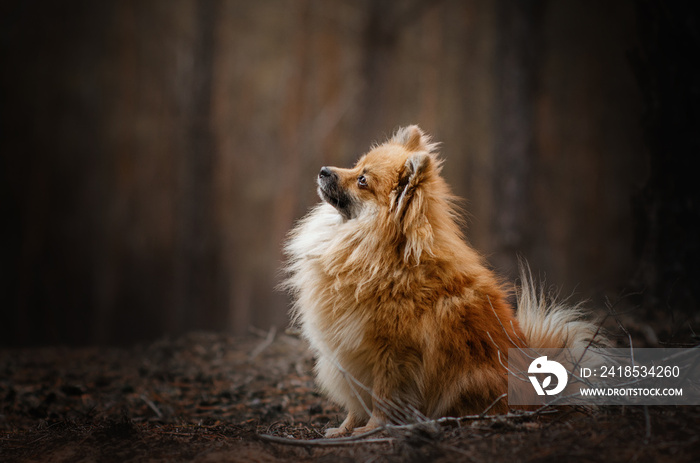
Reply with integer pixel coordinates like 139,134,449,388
317,125,445,263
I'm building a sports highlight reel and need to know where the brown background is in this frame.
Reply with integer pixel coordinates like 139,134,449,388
1,0,698,346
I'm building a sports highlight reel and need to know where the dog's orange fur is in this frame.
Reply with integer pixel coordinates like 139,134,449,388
284,126,600,437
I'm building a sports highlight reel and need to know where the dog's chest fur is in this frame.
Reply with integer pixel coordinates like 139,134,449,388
286,204,415,366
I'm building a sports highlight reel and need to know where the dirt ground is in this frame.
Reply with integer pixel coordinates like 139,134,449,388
1,330,699,462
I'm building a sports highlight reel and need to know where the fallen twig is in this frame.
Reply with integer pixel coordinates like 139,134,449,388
257,408,554,446
479,393,508,418
141,395,163,419
258,427,391,446
249,326,277,360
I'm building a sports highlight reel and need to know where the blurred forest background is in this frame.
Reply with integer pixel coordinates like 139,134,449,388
1,0,698,346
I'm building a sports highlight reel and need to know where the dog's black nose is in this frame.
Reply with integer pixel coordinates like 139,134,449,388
319,166,333,178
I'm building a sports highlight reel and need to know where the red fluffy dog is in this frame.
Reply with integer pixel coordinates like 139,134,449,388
284,126,602,437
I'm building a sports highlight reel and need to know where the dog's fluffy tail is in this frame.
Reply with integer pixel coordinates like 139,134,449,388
515,264,606,350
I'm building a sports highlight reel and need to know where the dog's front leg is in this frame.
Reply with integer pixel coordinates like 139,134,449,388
325,410,365,438
350,410,386,435
351,363,413,435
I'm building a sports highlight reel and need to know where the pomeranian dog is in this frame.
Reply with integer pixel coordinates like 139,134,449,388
283,126,602,437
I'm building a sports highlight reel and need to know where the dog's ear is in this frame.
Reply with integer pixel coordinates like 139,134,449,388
392,125,434,152
390,152,434,264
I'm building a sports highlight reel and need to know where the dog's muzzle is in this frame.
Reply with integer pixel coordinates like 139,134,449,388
318,166,353,219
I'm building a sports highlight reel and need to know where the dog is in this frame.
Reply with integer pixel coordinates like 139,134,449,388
283,125,602,437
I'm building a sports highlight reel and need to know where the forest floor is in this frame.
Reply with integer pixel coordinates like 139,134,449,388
1,329,699,462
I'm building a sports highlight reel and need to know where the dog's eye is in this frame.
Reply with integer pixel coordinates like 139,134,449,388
357,175,368,188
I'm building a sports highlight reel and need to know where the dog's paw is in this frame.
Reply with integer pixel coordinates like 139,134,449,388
351,423,380,436
324,427,350,438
